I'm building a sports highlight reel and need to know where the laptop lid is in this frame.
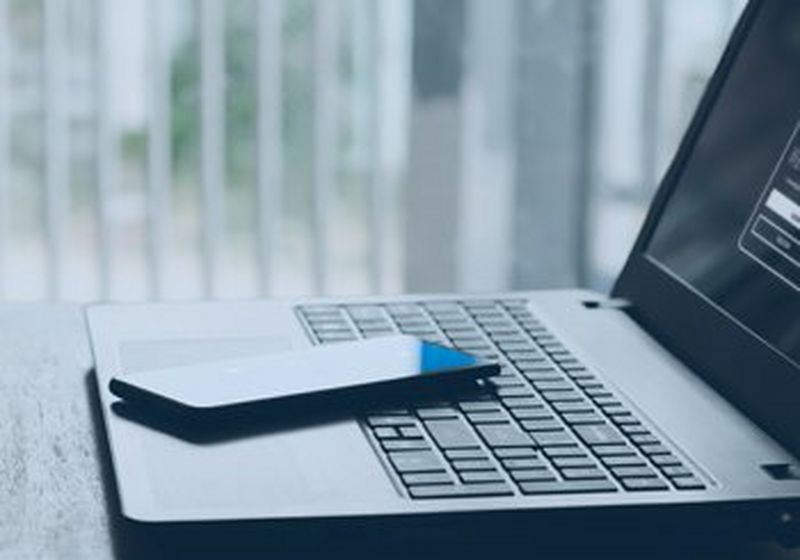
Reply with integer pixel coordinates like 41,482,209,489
613,0,800,455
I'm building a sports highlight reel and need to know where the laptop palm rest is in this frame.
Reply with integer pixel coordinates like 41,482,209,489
114,339,396,519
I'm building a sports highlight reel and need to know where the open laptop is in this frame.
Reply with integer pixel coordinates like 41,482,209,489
89,0,800,543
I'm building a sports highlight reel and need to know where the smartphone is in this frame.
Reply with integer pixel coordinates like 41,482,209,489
108,336,499,421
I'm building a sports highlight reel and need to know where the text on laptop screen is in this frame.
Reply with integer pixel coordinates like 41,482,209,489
647,0,800,368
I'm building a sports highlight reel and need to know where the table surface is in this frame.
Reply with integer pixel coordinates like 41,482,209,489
2,303,800,559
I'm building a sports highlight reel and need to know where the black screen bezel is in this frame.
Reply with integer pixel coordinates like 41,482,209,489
612,0,800,455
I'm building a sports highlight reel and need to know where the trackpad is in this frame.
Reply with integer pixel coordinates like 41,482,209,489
117,339,396,515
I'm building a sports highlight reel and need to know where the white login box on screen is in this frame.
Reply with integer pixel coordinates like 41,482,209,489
765,189,800,232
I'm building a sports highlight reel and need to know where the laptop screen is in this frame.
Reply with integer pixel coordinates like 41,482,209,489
646,0,800,369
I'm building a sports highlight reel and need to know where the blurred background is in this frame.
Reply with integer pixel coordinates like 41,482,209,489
0,0,746,302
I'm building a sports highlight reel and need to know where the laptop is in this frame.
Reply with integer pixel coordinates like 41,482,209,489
89,0,800,544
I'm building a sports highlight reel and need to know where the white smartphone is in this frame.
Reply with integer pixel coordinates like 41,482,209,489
109,336,499,421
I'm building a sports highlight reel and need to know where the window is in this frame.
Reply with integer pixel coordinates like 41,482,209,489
0,0,745,301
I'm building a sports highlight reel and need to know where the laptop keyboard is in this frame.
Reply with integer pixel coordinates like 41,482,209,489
297,299,706,499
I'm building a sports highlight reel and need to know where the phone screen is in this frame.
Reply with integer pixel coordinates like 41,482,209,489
109,336,497,413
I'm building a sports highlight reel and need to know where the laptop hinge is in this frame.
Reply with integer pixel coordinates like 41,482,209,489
582,298,633,311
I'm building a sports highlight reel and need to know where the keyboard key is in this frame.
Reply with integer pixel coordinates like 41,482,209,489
445,448,489,460
650,453,682,467
604,405,631,417
610,413,638,425
631,433,660,445
519,363,559,373
584,386,612,397
346,305,385,319
501,397,542,409
640,444,670,456
371,408,409,416
540,390,583,403
611,466,659,479
452,459,495,472
620,477,668,491
510,469,557,482
399,426,423,439
520,479,617,495
561,467,607,480
466,411,509,424
443,326,480,337
672,475,705,490
520,419,564,432
556,359,583,369
502,457,548,470
425,302,463,314
382,440,431,452
593,396,621,407
601,455,647,467
510,407,552,420
532,334,557,344
363,330,393,339
592,444,636,457
575,377,603,388
542,445,585,458
574,424,626,447
522,370,564,382
497,342,537,352
552,456,596,469
619,424,649,435
312,323,353,334
530,430,576,447
403,472,454,486
662,465,692,478
506,351,544,361
373,427,398,439
389,451,445,473
531,380,573,392
450,335,485,345
367,416,417,427
357,323,396,334
395,317,434,328
435,314,470,323
476,315,514,326
386,303,423,315
497,386,537,398
409,483,513,499
476,424,533,448
460,470,506,484
494,447,537,459
455,297,497,308
425,419,481,449
459,401,502,412
400,327,437,337
562,412,605,425
513,360,548,370
562,364,589,373
417,407,460,419
487,376,525,388
551,401,594,413
421,335,448,345
318,332,357,343
485,328,520,338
